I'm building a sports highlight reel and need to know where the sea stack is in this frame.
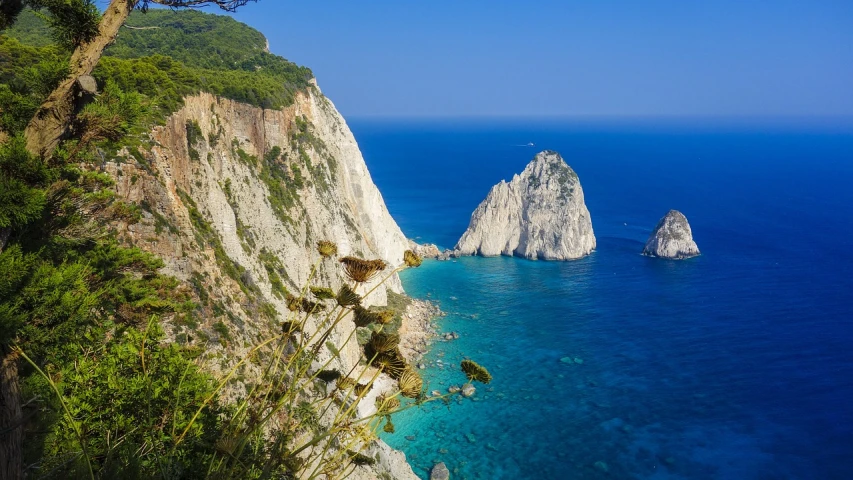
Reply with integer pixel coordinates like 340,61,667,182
454,150,596,260
642,210,700,259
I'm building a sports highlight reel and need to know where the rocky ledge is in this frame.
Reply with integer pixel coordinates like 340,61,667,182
454,150,596,260
642,210,700,259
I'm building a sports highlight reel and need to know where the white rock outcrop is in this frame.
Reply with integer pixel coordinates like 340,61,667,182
642,210,700,259
454,150,596,260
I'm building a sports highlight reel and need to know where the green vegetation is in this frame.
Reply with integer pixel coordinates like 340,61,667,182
3,8,314,128
0,6,491,479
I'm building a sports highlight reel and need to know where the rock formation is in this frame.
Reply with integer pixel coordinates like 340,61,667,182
454,150,596,260
642,210,700,259
106,87,417,479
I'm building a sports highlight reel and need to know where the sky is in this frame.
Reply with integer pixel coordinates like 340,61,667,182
167,0,852,118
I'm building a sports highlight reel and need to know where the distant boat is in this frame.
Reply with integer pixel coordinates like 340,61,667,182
527,142,535,146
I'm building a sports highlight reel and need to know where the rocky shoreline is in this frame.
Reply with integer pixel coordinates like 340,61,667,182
398,297,445,362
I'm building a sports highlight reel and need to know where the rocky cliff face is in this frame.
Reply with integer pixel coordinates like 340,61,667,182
104,86,418,479
642,210,700,259
455,150,596,260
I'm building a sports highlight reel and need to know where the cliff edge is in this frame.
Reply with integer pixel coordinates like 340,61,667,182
455,150,596,260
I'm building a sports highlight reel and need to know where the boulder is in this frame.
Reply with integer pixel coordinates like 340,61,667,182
642,210,700,259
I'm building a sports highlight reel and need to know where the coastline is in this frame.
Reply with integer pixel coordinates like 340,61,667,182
398,296,444,363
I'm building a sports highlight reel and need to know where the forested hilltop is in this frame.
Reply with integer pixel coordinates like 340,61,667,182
3,8,314,129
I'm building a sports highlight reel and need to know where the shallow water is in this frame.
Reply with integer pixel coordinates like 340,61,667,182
350,117,853,479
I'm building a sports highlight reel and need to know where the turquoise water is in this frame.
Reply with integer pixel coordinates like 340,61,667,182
351,118,853,479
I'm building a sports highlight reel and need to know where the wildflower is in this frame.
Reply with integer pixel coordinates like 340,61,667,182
461,359,492,384
354,383,372,396
336,377,355,392
369,332,400,354
398,368,423,399
317,240,338,258
336,284,361,307
372,352,407,379
403,249,423,268
352,305,380,327
339,256,387,283
286,293,325,314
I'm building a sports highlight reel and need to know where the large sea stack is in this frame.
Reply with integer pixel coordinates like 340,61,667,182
454,150,596,260
642,210,700,259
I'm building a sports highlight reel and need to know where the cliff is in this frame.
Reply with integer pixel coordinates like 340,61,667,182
105,87,418,479
642,210,700,259
455,150,596,260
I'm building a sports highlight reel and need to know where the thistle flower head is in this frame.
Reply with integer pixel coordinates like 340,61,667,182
339,256,387,283
352,305,380,327
317,240,338,258
398,368,423,399
461,359,492,384
369,332,400,354
336,377,355,392
375,395,401,414
286,293,325,314
354,383,372,397
403,249,423,268
372,351,407,379
310,286,336,300
336,285,362,307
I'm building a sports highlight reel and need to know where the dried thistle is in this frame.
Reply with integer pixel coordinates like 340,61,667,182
317,240,338,258
336,377,355,392
369,332,400,353
372,352,407,379
336,284,362,307
310,286,335,300
398,368,423,399
354,383,372,396
403,249,423,268
352,305,380,327
461,359,492,384
286,293,325,314
339,256,387,283
375,395,401,414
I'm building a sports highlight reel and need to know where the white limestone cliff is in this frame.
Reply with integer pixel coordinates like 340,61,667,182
455,150,596,260
106,86,417,479
642,210,700,259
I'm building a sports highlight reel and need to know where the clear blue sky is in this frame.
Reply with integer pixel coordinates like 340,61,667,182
177,0,852,117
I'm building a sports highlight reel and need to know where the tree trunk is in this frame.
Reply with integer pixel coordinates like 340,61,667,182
0,349,22,480
24,0,138,158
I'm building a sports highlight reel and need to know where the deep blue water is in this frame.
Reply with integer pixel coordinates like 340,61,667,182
349,117,853,479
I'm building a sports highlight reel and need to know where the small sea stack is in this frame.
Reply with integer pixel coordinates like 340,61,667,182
642,210,700,259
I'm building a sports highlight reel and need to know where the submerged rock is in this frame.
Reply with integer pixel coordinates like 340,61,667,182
455,150,596,260
642,210,700,259
430,462,450,480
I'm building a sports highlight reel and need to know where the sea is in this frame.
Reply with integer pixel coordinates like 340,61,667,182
348,117,853,480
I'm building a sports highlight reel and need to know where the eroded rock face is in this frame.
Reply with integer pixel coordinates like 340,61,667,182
642,210,700,259
455,150,596,260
